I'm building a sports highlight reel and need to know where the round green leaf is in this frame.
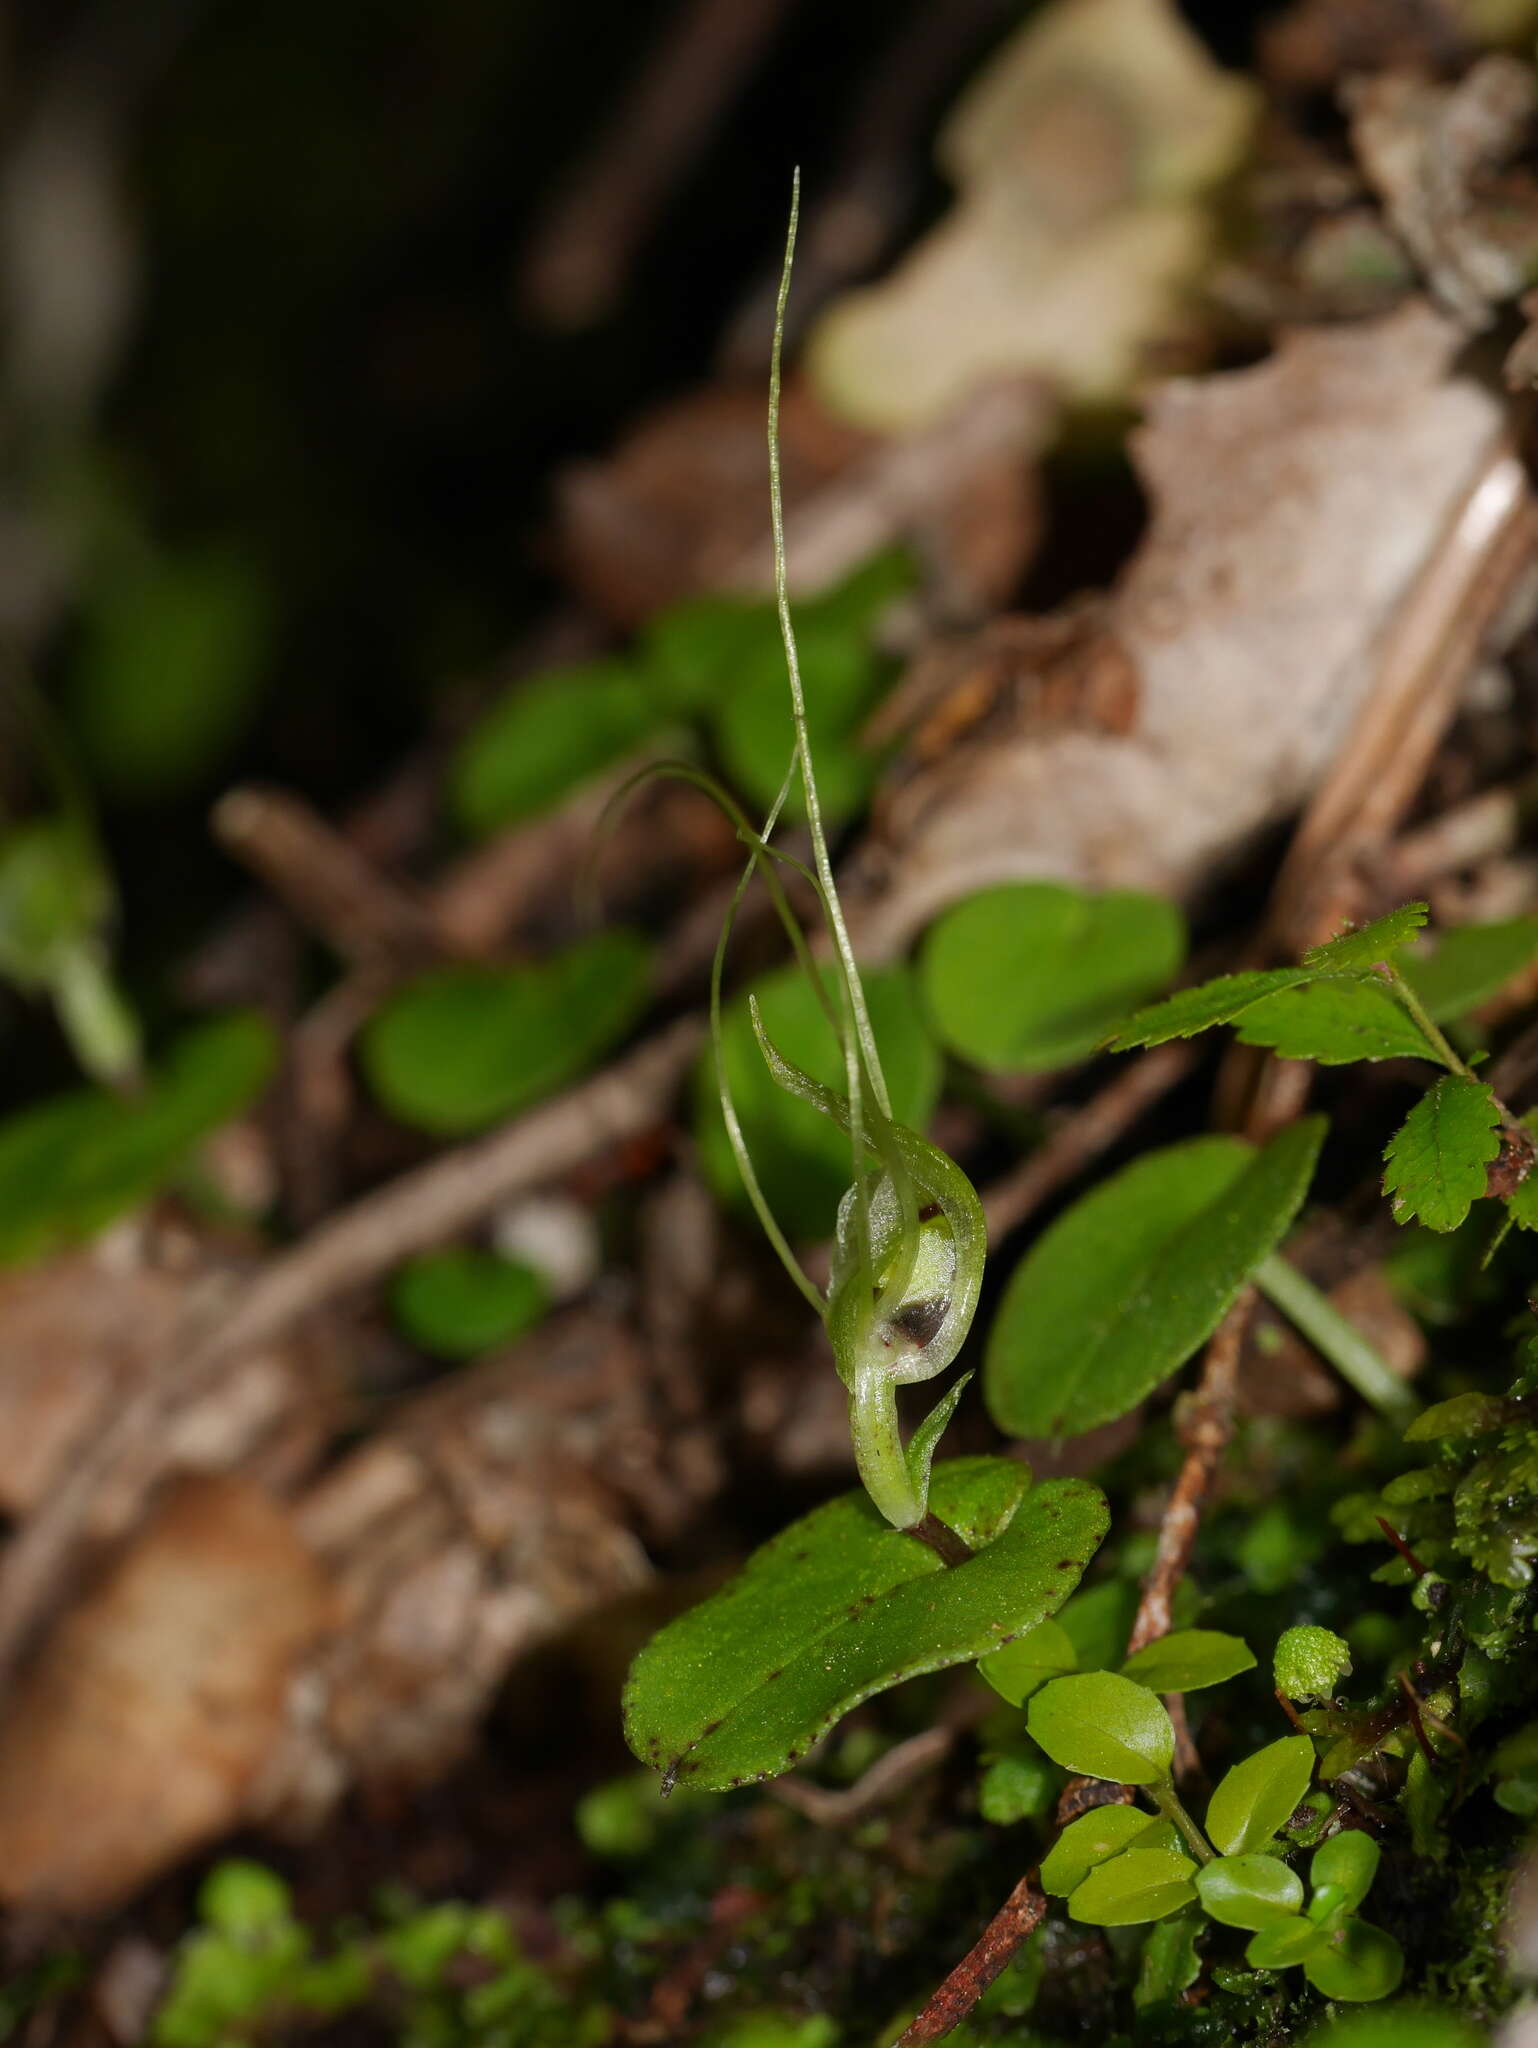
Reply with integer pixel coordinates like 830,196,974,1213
1194,1853,1305,1931
1067,1847,1197,1926
639,595,768,715
451,659,659,836
1027,1672,1175,1785
1205,1736,1315,1857
198,1859,293,1937
710,553,910,825
696,960,941,1239
68,550,272,799
1274,1625,1352,1703
1056,1579,1140,1671
1403,915,1538,1023
1040,1805,1159,1896
625,1462,1107,1790
1304,1918,1405,2002
978,1616,1077,1706
978,1750,1058,1826
0,1011,276,1268
362,930,650,1137
392,1248,549,1359
1299,2005,1483,2048
987,1121,1324,1439
1120,1629,1256,1694
918,883,1185,1073
1308,1831,1381,1921
1246,1915,1330,1970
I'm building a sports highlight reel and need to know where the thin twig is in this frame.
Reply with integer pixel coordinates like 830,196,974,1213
519,0,794,328
896,1870,1048,2047
893,1285,1252,2048
981,1043,1196,1244
0,1016,703,1690
771,1725,955,1827
1125,1289,1255,1658
213,785,441,969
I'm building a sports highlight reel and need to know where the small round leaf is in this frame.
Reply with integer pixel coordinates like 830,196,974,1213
1027,1672,1175,1785
1121,1630,1256,1694
1303,1918,1405,2002
919,883,1184,1073
1297,2007,1482,2048
1067,1847,1197,1926
1040,1805,1157,1897
392,1248,549,1359
978,1751,1058,1826
1308,1831,1381,1921
1195,1853,1305,1931
362,932,650,1137
979,1617,1077,1706
451,659,657,836
1206,1736,1315,1857
1245,1916,1330,1971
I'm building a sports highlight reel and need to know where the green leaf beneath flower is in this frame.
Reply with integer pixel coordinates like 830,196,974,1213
0,1012,275,1268
624,1460,1106,1791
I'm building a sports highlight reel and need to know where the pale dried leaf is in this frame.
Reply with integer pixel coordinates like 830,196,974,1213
807,0,1257,429
0,1476,335,1912
843,302,1512,956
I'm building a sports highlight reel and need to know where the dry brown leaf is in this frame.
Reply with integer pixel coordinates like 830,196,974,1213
1347,55,1538,329
555,382,868,627
555,376,1050,629
0,1238,333,1523
252,1311,714,1830
0,1475,335,1913
842,300,1513,958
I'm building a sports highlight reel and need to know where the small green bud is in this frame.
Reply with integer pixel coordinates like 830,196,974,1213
198,1859,292,1937
575,1776,660,1860
1273,1625,1352,1703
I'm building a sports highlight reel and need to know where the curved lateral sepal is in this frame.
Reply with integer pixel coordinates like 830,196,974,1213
904,1369,973,1521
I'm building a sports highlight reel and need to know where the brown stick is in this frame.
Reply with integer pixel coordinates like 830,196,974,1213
772,1725,955,1827
212,785,441,968
981,1043,1197,1244
1124,1289,1255,1659
0,1016,703,1691
896,1869,1048,2047
519,0,793,328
